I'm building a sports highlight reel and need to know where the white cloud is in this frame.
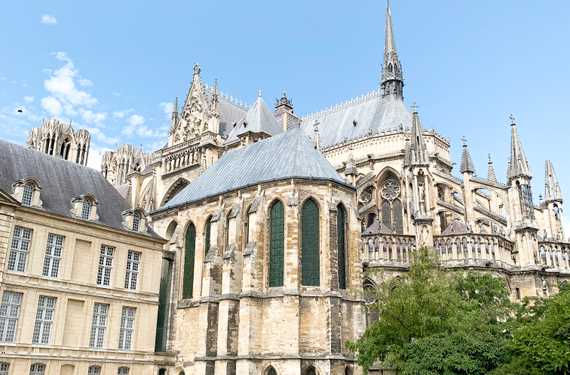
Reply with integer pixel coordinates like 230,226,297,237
159,102,174,116
128,114,145,126
87,127,119,145
23,96,34,103
41,96,62,116
43,52,98,114
41,14,58,25
78,78,93,87
112,109,133,119
80,109,107,126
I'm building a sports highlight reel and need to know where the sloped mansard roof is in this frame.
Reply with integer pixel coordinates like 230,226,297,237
226,94,282,142
0,139,130,230
157,127,350,212
300,92,412,148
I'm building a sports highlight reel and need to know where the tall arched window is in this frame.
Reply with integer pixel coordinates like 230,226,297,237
269,200,285,287
204,217,212,255
337,204,347,290
379,175,404,234
87,366,101,375
266,366,278,375
183,223,196,299
301,199,320,286
305,366,317,375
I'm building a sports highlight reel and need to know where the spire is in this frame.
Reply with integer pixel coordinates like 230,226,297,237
460,137,475,174
487,154,497,182
507,114,532,181
544,160,563,202
381,0,404,99
210,79,220,115
405,104,428,166
171,97,178,120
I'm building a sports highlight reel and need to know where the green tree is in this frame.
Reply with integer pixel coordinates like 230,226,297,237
349,248,513,374
493,283,570,375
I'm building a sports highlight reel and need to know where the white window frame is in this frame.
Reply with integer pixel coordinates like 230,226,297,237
42,233,65,278
29,363,46,375
118,306,136,350
88,365,102,375
124,250,141,290
89,303,109,349
81,200,92,220
7,226,33,272
118,367,130,375
32,296,56,344
96,245,114,287
22,183,34,206
0,291,23,342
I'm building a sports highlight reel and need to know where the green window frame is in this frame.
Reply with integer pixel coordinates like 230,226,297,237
337,204,347,290
269,200,285,287
301,199,320,286
182,223,196,299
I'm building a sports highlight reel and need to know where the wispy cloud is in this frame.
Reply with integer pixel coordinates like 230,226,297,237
40,14,57,25
23,96,34,103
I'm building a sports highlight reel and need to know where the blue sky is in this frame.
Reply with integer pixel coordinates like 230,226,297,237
1,1,569,226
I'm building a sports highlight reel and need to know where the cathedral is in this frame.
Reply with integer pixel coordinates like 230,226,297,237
0,2,568,375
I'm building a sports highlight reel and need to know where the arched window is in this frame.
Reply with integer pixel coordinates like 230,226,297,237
118,367,130,375
204,217,212,255
29,363,46,375
337,204,348,289
379,175,403,234
301,199,320,286
366,212,376,228
305,366,317,375
266,366,278,375
0,363,8,375
269,200,285,287
88,365,101,375
183,223,196,299
158,369,167,375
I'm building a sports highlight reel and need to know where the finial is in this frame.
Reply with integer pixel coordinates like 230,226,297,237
411,102,419,113
193,63,201,75
488,153,492,163
461,136,468,148
257,89,262,98
509,114,516,126
213,78,219,92
174,97,178,112
313,119,320,131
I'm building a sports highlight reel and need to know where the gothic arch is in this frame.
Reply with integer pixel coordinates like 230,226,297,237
301,197,321,286
376,168,404,234
161,178,190,207
337,203,348,289
265,365,278,375
182,221,197,299
268,199,285,288
165,220,178,240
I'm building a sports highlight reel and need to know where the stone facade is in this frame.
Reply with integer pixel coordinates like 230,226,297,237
27,118,91,166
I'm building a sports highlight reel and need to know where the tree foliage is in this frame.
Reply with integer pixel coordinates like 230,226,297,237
348,248,524,374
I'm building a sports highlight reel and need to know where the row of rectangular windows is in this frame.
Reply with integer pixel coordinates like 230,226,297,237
0,291,136,351
0,363,130,375
7,226,141,290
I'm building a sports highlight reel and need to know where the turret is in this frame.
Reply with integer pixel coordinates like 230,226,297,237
544,160,564,240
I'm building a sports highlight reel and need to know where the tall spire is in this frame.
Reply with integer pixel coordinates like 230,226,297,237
507,114,532,182
544,160,563,202
487,154,497,182
381,0,404,99
460,138,475,174
405,104,428,166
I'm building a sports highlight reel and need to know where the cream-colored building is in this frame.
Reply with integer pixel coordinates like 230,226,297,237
3,2,570,375
0,140,168,374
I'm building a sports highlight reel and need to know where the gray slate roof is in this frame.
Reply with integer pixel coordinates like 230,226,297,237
0,139,130,230
226,95,282,142
158,128,350,212
301,91,411,148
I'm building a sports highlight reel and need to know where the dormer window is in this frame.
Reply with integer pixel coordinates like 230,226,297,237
122,208,147,233
81,200,92,220
12,178,42,208
71,194,98,221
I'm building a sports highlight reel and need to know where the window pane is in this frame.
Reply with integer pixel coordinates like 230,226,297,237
183,224,196,299
337,205,347,290
32,296,56,344
8,226,33,272
269,201,284,287
119,307,136,350
301,199,320,286
0,291,23,342
89,303,109,348
43,233,65,278
124,250,141,290
22,184,34,206
97,245,114,286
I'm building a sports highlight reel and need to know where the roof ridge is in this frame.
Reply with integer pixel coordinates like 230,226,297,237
203,83,249,110
302,89,381,120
